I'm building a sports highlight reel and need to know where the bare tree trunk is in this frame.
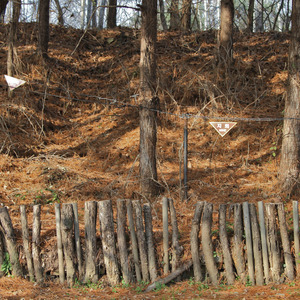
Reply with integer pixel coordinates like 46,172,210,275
53,0,64,26
0,0,8,22
92,0,97,28
55,203,65,284
247,0,255,32
38,0,50,57
280,0,300,195
169,0,180,30
7,0,21,77
218,0,234,66
139,0,159,197
158,0,167,30
181,0,192,31
107,0,117,28
98,0,107,29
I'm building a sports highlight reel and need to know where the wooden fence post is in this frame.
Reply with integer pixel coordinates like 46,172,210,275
117,199,132,284
293,201,300,277
84,201,98,283
162,197,169,275
201,202,218,285
20,205,34,281
133,200,149,282
55,203,65,284
98,200,119,285
243,202,255,285
219,204,235,285
169,198,182,273
126,200,142,282
0,207,22,277
190,201,205,282
232,203,246,282
249,203,264,285
258,201,269,284
0,230,4,278
72,202,83,280
61,203,76,286
32,204,43,283
265,203,281,282
277,203,294,281
143,203,157,282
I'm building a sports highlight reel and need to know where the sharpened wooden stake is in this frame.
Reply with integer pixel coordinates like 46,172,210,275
55,203,65,284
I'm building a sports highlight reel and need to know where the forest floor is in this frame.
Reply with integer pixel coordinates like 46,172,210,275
0,23,299,299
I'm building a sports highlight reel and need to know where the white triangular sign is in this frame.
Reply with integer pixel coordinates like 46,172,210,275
210,122,237,137
4,75,26,91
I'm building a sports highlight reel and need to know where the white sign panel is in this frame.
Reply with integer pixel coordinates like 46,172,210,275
209,122,237,137
4,75,26,91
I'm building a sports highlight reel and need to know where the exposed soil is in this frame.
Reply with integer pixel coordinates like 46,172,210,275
0,23,298,299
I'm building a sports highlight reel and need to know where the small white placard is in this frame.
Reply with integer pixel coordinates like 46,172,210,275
4,75,26,91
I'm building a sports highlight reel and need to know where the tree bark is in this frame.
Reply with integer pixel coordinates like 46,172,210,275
0,207,22,277
181,0,192,31
98,200,119,285
158,0,167,30
84,201,98,283
280,0,300,195
247,0,255,32
218,0,234,66
0,0,8,22
107,0,117,28
139,0,159,197
38,0,50,57
169,0,180,30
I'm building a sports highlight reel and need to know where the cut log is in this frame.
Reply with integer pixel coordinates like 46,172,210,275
277,203,294,281
144,260,193,292
117,199,132,284
162,197,169,275
249,203,264,286
265,203,281,282
20,205,34,281
32,204,43,283
190,201,205,282
72,202,83,280
243,202,255,285
0,207,22,277
61,203,76,286
219,204,235,285
258,201,270,284
126,199,142,282
232,203,246,281
98,200,119,285
55,203,65,284
143,203,157,282
84,201,98,283
201,202,218,285
133,200,149,282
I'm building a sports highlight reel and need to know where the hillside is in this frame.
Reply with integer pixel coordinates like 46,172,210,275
0,24,297,298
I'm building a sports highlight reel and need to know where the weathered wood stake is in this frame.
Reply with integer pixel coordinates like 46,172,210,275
61,203,76,286
277,203,294,281
249,203,264,286
84,201,98,283
55,203,65,284
133,200,149,282
117,199,132,284
258,201,269,284
243,202,255,285
293,201,300,277
219,204,235,285
98,200,119,285
0,207,22,277
201,202,218,285
20,205,34,281
143,203,157,282
190,201,205,282
126,200,142,282
162,197,169,275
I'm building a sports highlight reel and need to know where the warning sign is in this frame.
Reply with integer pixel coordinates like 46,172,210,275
4,75,26,91
209,122,237,137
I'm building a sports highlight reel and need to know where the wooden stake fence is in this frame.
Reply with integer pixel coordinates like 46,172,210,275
0,200,300,289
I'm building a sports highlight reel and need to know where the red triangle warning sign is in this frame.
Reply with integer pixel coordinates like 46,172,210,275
209,122,237,137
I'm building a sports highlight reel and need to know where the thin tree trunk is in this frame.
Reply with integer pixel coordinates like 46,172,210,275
0,207,22,277
162,197,169,274
55,203,65,284
293,201,300,277
38,0,50,57
98,0,107,29
247,0,254,32
169,0,180,30
107,0,117,28
158,0,167,30
280,0,300,194
139,0,159,197
181,0,192,31
20,205,35,282
53,0,64,25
